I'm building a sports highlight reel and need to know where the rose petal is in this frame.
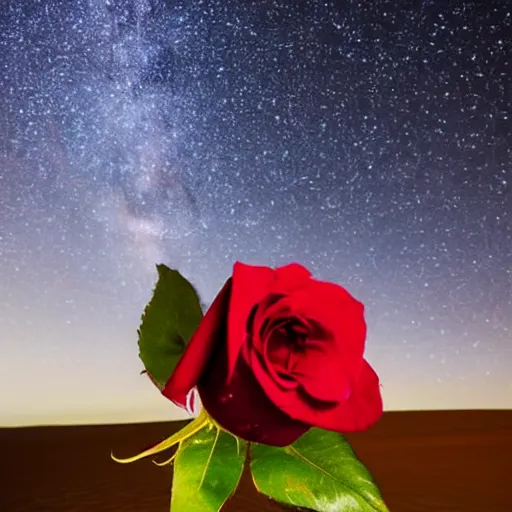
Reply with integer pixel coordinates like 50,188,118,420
282,285,366,355
265,325,294,369
286,359,383,432
235,262,311,364
161,279,232,408
292,343,354,402
268,286,367,379
198,348,310,446
227,262,276,382
250,331,299,391
247,344,382,433
273,263,312,292
250,288,366,400
249,296,287,357
246,340,303,402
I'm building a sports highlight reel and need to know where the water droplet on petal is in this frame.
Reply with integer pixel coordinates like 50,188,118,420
219,393,233,403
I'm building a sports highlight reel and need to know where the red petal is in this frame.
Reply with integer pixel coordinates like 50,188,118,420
254,332,299,391
246,340,303,407
247,345,382,432
269,284,367,373
248,296,286,357
161,279,232,408
226,262,276,382
287,359,383,432
273,263,312,292
292,342,354,402
198,350,310,447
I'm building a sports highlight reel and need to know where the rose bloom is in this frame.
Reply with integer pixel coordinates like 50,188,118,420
162,262,383,447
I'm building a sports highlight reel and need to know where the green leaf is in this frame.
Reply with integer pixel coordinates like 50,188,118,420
171,426,247,512
138,264,203,388
250,428,389,512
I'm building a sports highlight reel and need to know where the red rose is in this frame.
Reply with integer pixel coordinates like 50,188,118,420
162,262,383,447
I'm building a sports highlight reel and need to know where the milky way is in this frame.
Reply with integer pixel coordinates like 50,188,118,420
0,1,510,426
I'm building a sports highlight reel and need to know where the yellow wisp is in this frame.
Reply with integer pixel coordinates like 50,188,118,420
111,407,211,465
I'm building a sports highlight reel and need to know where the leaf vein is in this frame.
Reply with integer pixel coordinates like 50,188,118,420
286,446,338,482
198,427,220,490
286,446,386,512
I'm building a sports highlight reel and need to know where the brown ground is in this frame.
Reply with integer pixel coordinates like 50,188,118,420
1,410,511,512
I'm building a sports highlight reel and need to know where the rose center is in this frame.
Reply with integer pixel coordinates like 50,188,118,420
266,319,308,376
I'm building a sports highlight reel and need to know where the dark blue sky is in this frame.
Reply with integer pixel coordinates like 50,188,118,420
0,0,510,425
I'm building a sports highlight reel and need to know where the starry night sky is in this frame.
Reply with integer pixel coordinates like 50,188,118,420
0,0,510,426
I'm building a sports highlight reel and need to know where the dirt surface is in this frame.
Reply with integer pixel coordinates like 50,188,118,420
1,410,511,512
